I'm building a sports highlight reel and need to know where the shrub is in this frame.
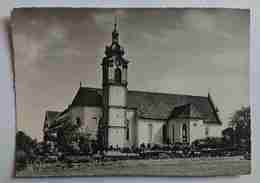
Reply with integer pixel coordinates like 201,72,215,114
15,150,28,171
121,147,132,153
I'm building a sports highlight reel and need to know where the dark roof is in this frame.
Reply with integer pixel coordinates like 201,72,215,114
44,111,60,129
71,87,102,107
70,87,221,124
45,111,60,121
168,103,203,119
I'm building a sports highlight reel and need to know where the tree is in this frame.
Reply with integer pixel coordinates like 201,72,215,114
222,127,235,146
57,121,79,153
230,106,251,151
16,131,37,154
56,117,92,154
15,131,37,171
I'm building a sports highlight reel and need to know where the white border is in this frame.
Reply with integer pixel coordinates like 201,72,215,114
0,0,257,183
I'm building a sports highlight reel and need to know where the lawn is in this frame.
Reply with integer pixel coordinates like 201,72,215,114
16,158,251,177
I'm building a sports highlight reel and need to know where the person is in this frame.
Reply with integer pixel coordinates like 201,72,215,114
115,145,119,151
33,158,42,172
140,143,145,151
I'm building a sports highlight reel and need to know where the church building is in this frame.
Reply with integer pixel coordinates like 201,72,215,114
43,20,222,148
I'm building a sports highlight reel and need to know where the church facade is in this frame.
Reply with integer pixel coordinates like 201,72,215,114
43,21,222,148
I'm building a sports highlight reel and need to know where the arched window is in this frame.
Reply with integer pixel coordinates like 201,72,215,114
115,67,122,83
182,124,188,143
126,120,130,140
148,124,153,143
162,124,167,144
172,125,175,143
205,126,209,137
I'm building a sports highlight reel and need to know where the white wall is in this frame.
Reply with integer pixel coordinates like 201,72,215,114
108,108,126,127
169,119,223,144
108,127,125,147
205,123,223,138
137,118,165,145
126,109,137,146
108,85,127,106
70,106,102,140
70,106,83,124
83,106,102,139
190,119,205,143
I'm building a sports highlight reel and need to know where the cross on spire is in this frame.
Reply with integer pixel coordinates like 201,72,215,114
112,16,119,43
114,16,117,31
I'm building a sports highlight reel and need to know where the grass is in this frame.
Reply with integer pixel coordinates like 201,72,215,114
16,158,251,177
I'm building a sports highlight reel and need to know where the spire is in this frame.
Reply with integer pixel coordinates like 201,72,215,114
114,16,117,32
112,16,119,43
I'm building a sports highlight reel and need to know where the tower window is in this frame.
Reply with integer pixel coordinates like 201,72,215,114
108,66,114,80
115,67,122,83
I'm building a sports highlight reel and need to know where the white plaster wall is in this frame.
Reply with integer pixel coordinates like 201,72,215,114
126,109,137,146
83,106,102,139
137,118,165,145
70,106,83,124
108,128,125,147
205,123,223,138
108,108,126,127
108,85,127,106
190,119,205,143
70,106,102,140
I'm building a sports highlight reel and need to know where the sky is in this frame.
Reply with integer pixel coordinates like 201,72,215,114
11,8,250,140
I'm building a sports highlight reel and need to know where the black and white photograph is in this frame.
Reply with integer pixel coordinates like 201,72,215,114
11,8,251,177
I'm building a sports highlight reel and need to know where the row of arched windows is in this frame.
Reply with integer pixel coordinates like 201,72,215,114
163,123,188,144
168,124,188,143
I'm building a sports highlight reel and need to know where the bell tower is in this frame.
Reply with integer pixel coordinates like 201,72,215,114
101,17,129,148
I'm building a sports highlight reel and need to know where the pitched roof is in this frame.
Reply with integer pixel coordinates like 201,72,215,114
43,110,60,128
45,111,60,121
168,103,203,119
71,87,102,107
70,87,221,124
